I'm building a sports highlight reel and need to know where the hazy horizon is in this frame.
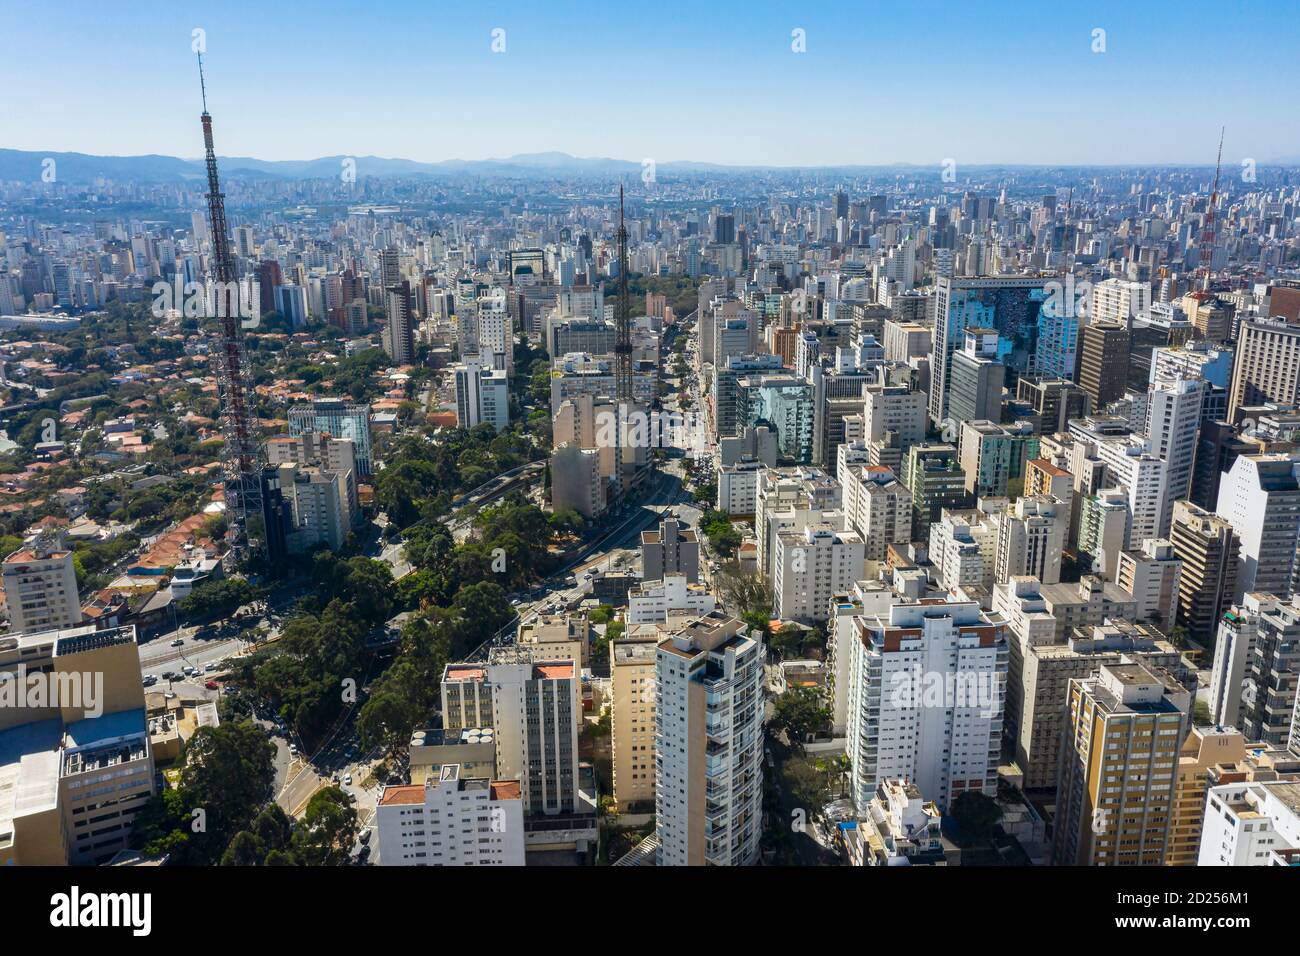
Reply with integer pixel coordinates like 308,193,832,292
4,0,1298,168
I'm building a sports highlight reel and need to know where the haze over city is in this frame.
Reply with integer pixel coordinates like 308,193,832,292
4,0,1299,166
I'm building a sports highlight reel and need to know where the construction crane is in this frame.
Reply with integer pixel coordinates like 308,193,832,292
197,53,264,562
1196,126,1225,293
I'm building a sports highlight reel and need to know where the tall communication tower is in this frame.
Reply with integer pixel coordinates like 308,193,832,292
197,54,263,559
614,186,633,404
1196,127,1225,293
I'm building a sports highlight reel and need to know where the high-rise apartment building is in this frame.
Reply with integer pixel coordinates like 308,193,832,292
1228,318,1300,420
2,539,81,636
1115,538,1182,628
1053,662,1190,866
382,280,416,364
1208,593,1300,745
609,630,659,813
1006,622,1185,790
995,495,1067,585
1167,726,1249,866
1143,376,1206,536
840,463,912,561
1091,278,1151,325
958,419,1039,498
453,360,510,432
376,768,525,866
771,523,866,624
1215,452,1300,600
655,613,765,866
442,650,580,820
901,442,969,540
1168,500,1238,640
843,599,1008,811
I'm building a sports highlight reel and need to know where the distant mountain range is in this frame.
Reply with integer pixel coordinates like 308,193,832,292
1,148,1291,185
0,148,756,184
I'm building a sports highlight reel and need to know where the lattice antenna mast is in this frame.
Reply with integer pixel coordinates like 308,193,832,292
1197,126,1225,293
198,53,263,559
614,186,633,404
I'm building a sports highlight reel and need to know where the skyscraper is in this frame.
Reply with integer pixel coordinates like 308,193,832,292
1077,321,1130,409
1054,662,1190,866
1228,317,1300,420
1215,453,1300,600
1169,500,1238,640
655,613,764,866
930,276,1047,425
1144,376,1206,536
383,280,415,365
843,599,1008,811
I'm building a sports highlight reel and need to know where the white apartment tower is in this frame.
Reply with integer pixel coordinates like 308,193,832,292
1143,376,1205,537
655,613,765,866
375,767,525,866
1215,453,1300,601
844,599,1008,811
441,652,579,818
2,540,81,635
771,523,866,624
995,496,1066,586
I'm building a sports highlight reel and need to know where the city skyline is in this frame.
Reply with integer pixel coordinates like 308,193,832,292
4,0,1299,167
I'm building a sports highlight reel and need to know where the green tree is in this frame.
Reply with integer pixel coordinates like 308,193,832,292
292,786,359,865
770,687,831,751
179,577,256,622
949,791,1002,846
179,721,277,855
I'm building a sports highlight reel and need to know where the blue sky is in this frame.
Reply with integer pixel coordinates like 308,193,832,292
4,0,1298,166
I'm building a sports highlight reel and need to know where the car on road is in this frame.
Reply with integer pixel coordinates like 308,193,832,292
359,829,371,845
142,675,158,687
204,662,218,672
204,680,219,690
182,665,196,676
289,744,299,756
170,638,184,647
344,774,353,785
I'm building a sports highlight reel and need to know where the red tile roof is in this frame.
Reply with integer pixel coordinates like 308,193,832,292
378,785,425,806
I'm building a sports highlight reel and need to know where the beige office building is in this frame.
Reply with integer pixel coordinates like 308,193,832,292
1008,624,1184,790
1229,318,1300,420
0,624,155,866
